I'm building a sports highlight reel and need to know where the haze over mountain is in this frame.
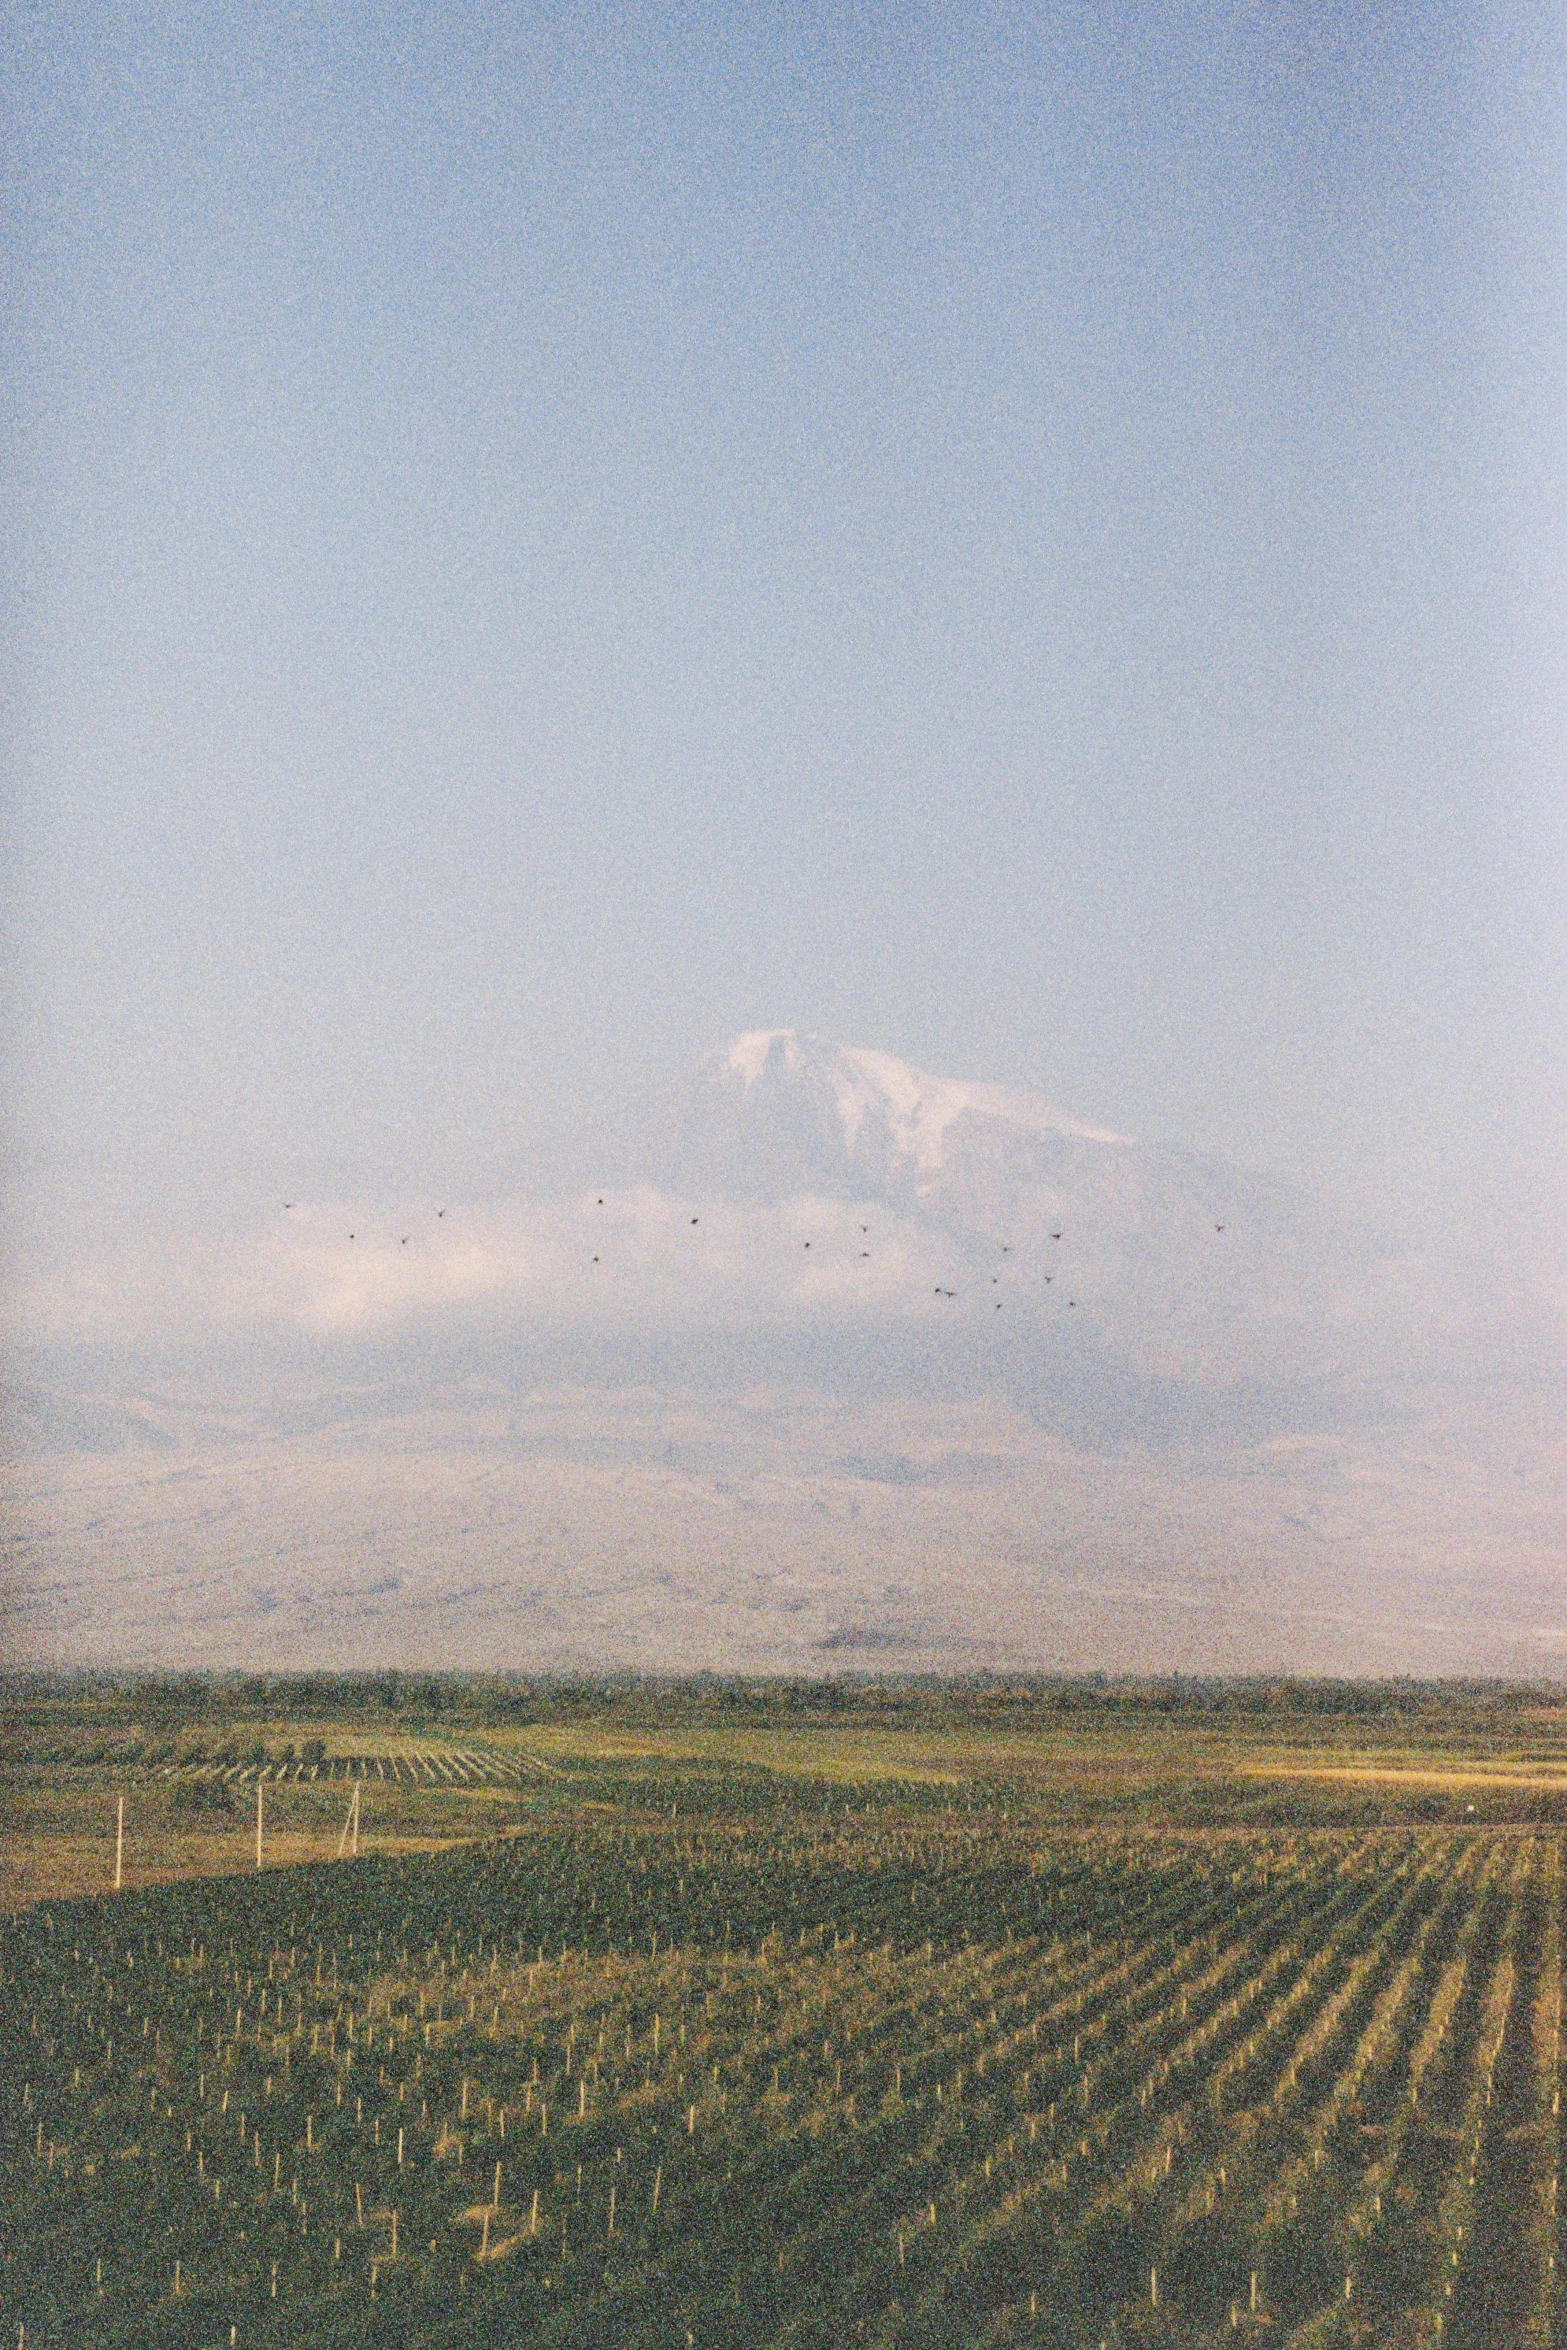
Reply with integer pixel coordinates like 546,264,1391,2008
13,1028,1446,1408
651,1030,1427,1383
3,1033,1563,1680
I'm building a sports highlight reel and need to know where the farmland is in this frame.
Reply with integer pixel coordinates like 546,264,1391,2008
2,1680,1565,2346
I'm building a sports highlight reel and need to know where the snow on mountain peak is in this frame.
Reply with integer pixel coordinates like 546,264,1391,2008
720,1029,1127,1175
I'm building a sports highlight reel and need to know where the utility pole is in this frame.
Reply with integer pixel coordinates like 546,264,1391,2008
114,1795,124,1891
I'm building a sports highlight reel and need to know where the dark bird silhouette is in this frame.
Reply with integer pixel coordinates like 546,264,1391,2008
1044,1275,1052,1283
861,1225,868,1233
283,1203,294,1210
349,1233,355,1241
690,1217,699,1225
1001,1245,1011,1253
1050,1231,1062,1241
597,1198,603,1206
438,1209,446,1218
1215,1223,1225,1232
804,1240,811,1248
401,1237,409,1246
860,1251,870,1258
592,1255,599,1264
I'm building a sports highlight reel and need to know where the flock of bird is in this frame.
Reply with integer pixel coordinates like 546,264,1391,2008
283,1196,1230,1321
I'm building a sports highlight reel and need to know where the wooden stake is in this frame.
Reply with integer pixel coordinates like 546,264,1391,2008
255,1781,264,1872
114,1796,124,1892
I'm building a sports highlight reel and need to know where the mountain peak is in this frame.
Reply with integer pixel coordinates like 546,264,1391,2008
717,1029,1125,1162
659,1030,1129,1209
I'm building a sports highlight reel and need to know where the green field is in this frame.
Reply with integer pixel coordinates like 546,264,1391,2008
2,1678,1565,2347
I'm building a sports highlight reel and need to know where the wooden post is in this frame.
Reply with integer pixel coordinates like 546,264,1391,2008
114,1796,124,1891
255,1781,264,1871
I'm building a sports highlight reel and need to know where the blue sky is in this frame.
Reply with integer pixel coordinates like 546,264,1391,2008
6,0,1565,1306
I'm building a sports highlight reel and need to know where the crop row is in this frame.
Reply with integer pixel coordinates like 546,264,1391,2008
1,1822,1561,2347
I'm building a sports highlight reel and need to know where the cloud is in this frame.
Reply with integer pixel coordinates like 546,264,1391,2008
13,1188,963,1347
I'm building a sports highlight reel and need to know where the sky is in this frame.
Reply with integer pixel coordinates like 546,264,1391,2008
5,0,1567,1334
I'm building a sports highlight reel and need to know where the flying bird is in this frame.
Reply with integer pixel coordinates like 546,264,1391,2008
1215,1223,1225,1232
401,1237,409,1246
690,1217,699,1226
1050,1231,1062,1241
438,1209,446,1218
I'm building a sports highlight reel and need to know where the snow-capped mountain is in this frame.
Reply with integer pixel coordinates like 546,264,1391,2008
658,1029,1129,1209
627,1026,1448,1397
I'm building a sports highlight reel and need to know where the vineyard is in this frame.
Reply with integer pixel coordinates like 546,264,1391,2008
3,1740,1565,2350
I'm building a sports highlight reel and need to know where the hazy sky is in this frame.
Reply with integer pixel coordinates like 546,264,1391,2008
6,0,1566,1306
